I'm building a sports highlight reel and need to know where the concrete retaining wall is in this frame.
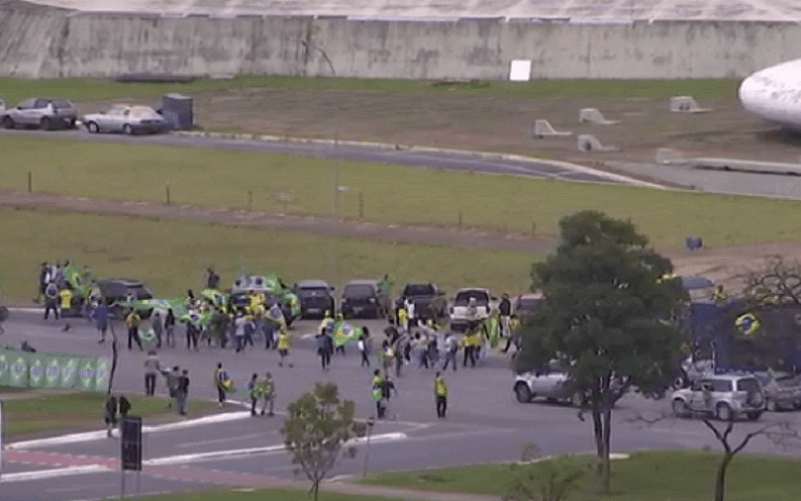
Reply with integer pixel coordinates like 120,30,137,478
2,1,801,79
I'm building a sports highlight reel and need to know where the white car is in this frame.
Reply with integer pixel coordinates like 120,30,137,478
672,375,765,421
1,98,78,130
449,288,496,332
82,105,169,135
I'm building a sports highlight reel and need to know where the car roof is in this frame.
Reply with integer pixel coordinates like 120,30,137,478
295,280,330,288
517,292,543,300
456,287,490,293
345,280,379,286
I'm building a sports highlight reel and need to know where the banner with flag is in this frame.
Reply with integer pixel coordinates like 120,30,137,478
202,288,228,308
62,263,92,297
735,311,762,336
280,290,301,317
333,321,362,347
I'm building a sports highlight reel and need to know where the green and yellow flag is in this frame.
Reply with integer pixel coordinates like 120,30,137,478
333,321,362,347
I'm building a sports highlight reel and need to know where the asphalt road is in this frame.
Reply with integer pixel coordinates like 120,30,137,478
0,128,633,185
3,311,801,501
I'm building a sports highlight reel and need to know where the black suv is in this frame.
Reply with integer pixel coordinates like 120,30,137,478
293,280,335,319
341,280,383,319
396,283,447,321
98,278,154,318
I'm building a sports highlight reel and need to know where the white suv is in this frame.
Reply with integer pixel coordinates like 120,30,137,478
449,288,495,332
672,374,765,421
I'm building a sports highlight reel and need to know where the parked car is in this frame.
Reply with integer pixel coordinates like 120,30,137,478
98,278,154,318
513,292,544,319
82,105,169,135
293,280,335,319
396,283,447,321
341,280,383,319
449,288,495,331
754,371,801,411
1,98,78,130
513,360,628,407
672,375,765,421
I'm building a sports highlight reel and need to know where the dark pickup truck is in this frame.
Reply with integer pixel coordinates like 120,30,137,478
396,283,447,321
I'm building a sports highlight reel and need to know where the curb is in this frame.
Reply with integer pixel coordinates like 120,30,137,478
172,131,665,189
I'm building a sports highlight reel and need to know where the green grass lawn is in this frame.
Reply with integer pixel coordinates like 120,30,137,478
363,450,801,501
2,391,218,437
140,488,405,501
0,208,536,301
2,135,801,249
0,75,738,105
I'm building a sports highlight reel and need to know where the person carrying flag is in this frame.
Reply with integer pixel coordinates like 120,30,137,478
371,369,387,419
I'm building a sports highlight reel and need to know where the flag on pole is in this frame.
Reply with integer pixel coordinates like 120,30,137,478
333,321,362,347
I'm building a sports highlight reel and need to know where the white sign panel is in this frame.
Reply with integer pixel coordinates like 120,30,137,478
509,60,532,81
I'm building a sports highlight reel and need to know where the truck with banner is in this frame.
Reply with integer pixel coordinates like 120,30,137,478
0,347,110,392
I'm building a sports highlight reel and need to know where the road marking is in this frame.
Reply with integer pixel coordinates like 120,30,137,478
7,411,252,450
175,432,266,449
0,465,109,483
144,432,407,466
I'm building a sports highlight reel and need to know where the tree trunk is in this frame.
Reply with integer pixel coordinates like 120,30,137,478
313,479,320,501
601,387,613,494
591,405,603,473
714,453,734,501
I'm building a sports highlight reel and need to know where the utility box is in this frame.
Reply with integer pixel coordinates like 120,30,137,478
161,93,193,130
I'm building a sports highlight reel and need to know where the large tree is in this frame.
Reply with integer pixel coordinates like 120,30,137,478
516,210,687,492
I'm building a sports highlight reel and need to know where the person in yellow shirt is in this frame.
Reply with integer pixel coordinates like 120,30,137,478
434,372,448,418
58,287,73,316
277,329,293,367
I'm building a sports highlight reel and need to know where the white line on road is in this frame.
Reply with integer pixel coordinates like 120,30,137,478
6,411,252,450
144,432,407,466
0,465,109,483
175,432,267,448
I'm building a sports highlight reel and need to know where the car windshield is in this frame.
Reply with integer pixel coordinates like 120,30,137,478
713,380,733,392
404,285,435,296
130,106,157,117
52,99,72,109
298,287,329,297
455,291,489,305
344,284,374,297
736,378,760,392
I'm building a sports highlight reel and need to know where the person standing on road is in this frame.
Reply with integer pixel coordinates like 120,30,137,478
126,309,143,351
177,370,190,416
277,329,292,367
259,372,276,416
93,302,109,344
499,294,511,340
161,365,180,409
164,309,176,348
36,262,50,303
358,329,371,367
213,363,227,406
372,369,386,419
58,286,73,327
442,333,458,372
43,282,59,320
144,350,160,396
103,394,118,438
434,372,448,419
151,311,164,349
247,373,261,416
316,330,330,370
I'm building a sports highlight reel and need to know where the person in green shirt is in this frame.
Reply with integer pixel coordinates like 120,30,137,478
259,372,276,417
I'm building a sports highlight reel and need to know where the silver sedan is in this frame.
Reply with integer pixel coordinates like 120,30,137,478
82,105,169,135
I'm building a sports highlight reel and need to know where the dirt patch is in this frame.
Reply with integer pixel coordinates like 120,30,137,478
79,88,801,165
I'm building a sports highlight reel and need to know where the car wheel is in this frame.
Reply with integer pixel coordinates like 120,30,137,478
766,399,777,412
86,121,100,133
571,392,584,408
2,116,14,129
746,411,762,421
514,383,532,403
672,399,687,418
123,124,134,135
40,117,51,131
716,403,733,422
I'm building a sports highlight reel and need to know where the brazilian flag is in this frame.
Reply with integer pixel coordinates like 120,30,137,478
735,312,762,336
333,321,362,347
63,263,92,297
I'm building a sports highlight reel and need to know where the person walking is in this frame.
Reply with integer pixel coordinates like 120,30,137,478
126,309,143,351
358,330,371,367
247,373,261,416
442,333,458,372
58,286,73,330
43,282,59,320
185,319,199,351
103,394,118,438
371,369,386,419
499,294,512,339
213,363,227,406
36,262,50,303
164,309,176,348
151,311,164,349
434,372,448,419
144,350,159,396
316,331,330,370
259,372,276,417
93,302,109,344
234,312,247,353
277,329,292,367
177,370,190,416
161,365,180,410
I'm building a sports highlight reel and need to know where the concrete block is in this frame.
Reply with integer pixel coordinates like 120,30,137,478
577,134,618,152
655,148,686,164
578,108,619,125
670,96,712,113
533,119,572,138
